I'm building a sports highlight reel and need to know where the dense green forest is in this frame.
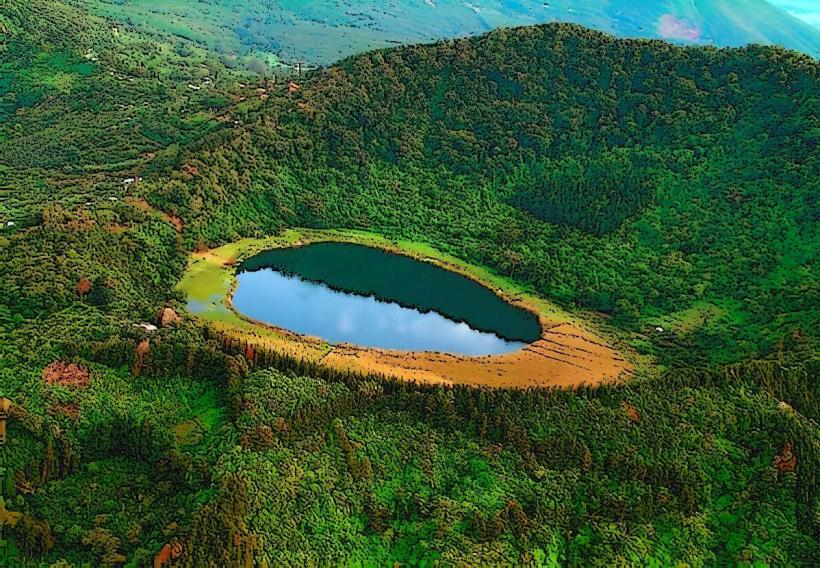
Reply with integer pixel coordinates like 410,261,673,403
0,0,818,565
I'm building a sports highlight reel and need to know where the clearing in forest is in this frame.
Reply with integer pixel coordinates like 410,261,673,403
178,229,634,388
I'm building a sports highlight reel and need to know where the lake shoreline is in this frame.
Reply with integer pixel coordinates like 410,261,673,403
235,241,541,346
178,228,634,389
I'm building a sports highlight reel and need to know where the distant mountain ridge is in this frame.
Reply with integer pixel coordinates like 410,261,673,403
83,0,820,65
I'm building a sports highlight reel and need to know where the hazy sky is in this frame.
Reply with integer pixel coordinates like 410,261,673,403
768,0,820,28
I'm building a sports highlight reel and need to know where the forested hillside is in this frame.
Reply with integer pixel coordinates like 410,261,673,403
0,0,268,227
0,0,818,565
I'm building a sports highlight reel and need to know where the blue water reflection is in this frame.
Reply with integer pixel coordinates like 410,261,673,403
232,269,526,355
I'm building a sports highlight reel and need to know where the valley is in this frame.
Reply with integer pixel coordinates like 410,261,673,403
81,0,820,66
0,0,817,565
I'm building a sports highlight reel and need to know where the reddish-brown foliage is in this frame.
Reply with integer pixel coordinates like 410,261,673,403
244,345,255,361
132,339,151,376
239,425,277,450
622,401,641,423
153,541,183,568
168,214,184,233
76,277,92,296
774,441,797,473
42,362,89,388
157,307,181,327
181,163,199,178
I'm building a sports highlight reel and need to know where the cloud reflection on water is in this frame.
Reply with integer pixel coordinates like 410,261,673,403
233,269,526,356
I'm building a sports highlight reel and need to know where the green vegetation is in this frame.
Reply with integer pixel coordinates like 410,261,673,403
222,366,818,565
0,0,817,565
79,0,820,65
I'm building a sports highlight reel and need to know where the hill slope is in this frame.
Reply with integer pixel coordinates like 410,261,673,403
81,0,820,65
140,23,819,364
0,0,261,226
